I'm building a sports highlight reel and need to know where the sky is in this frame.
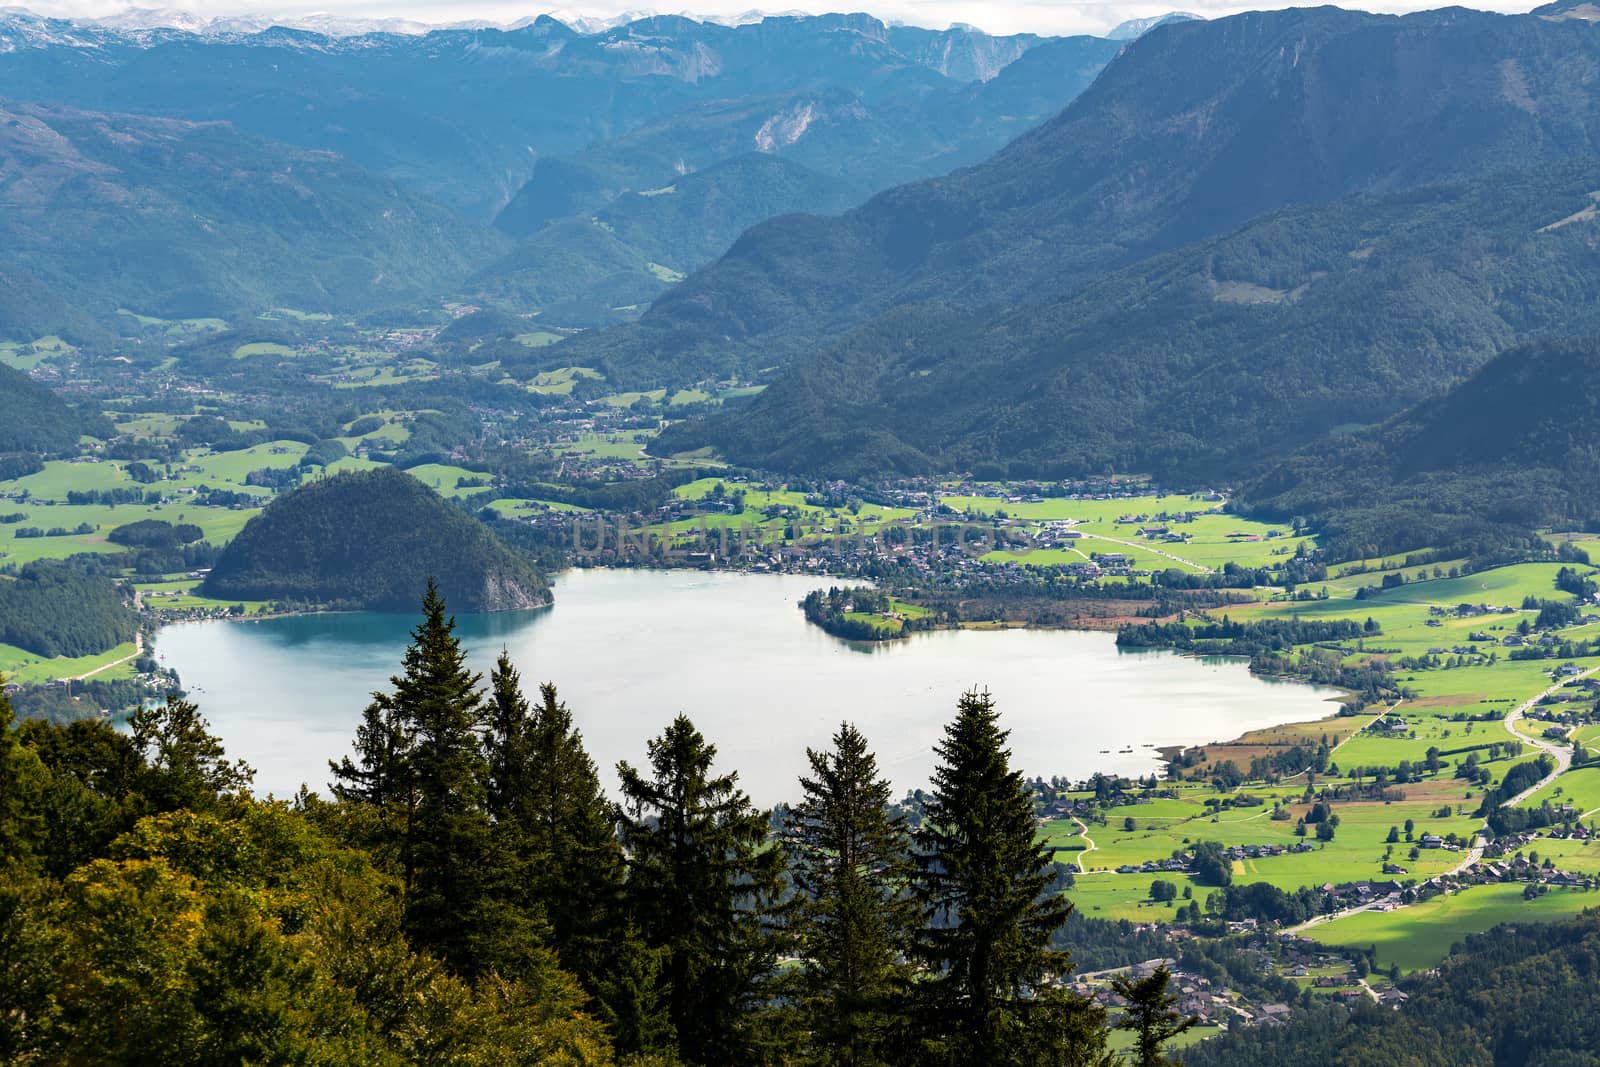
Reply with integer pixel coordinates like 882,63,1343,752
16,0,1544,37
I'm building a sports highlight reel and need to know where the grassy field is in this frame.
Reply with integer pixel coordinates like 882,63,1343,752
1518,767,1600,816
0,641,140,684
1311,883,1598,972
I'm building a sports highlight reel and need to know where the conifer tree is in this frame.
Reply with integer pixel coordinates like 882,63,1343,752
909,689,1077,1064
617,715,785,1066
484,654,628,1000
331,581,500,974
1111,965,1196,1067
787,721,914,1066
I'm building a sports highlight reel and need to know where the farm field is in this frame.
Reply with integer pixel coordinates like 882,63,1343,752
1311,882,1598,972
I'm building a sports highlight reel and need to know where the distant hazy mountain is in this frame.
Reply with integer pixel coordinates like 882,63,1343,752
481,31,1119,320
0,100,506,340
555,6,1600,471
1105,12,1201,40
0,9,1075,218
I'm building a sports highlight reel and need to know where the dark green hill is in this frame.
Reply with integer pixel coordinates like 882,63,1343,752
567,5,1600,390
0,564,137,659
203,470,549,613
1239,335,1600,559
658,161,1600,481
0,362,89,454
0,100,507,338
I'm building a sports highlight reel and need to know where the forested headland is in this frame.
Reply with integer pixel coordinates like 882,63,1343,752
203,469,550,612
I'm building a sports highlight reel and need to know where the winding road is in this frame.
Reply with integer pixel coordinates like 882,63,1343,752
1073,817,1098,873
1500,667,1595,806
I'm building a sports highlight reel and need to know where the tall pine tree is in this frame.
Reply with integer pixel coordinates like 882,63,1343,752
484,655,629,1001
786,721,914,1066
909,690,1080,1065
331,581,501,975
617,715,785,1066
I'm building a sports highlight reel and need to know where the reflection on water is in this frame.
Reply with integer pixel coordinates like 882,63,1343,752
160,569,1343,806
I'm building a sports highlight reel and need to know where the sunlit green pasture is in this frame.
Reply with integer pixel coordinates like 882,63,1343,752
1312,883,1598,972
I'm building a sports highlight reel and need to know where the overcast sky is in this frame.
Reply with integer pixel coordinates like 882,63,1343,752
19,0,1543,37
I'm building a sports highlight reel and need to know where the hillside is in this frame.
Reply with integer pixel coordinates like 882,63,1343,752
473,153,861,323
0,363,87,453
565,5,1600,389
0,564,137,659
0,101,506,338
656,161,1600,480
1239,335,1600,559
203,470,549,612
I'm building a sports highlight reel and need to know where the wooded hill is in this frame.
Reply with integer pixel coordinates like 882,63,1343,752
203,470,549,612
1239,335,1600,559
0,564,137,659
0,362,92,453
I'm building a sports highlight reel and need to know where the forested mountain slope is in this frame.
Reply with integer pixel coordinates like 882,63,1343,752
656,161,1600,480
0,101,506,338
0,362,90,453
1240,335,1600,559
569,5,1600,388
203,470,548,612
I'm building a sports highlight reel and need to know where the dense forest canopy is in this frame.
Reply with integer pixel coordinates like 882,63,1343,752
203,470,549,612
0,564,137,659
1239,335,1600,559
0,362,89,454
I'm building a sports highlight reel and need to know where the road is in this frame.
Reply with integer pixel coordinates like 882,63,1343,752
1073,817,1098,873
1500,667,1595,806
1289,670,1588,937
1077,532,1215,575
72,589,146,682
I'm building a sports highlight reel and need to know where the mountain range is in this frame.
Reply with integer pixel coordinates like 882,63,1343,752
609,4,1600,485
0,99,507,340
0,7,1124,334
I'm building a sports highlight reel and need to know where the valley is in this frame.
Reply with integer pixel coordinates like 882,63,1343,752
6,3,1600,1063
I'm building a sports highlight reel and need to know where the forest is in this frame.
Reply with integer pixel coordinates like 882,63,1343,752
0,564,137,659
202,470,550,613
0,583,1177,1065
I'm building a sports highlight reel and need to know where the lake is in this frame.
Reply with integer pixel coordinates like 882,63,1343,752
157,569,1343,805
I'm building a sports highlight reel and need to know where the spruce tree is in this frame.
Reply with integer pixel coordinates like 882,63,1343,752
484,655,627,1000
331,581,500,975
787,721,914,1066
617,715,785,1066
909,689,1076,1064
1111,965,1196,1067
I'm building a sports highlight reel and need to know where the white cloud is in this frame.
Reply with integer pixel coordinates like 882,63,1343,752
15,0,1545,38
